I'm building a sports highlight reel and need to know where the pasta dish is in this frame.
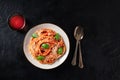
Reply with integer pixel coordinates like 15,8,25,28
28,28,66,64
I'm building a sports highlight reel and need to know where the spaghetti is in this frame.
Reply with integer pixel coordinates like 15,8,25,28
28,28,66,64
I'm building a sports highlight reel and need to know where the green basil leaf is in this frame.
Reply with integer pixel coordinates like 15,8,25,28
54,33,60,40
57,47,63,54
37,56,45,60
32,33,38,38
41,43,49,49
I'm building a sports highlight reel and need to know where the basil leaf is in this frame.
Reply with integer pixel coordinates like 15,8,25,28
37,56,45,60
32,33,38,38
57,47,63,54
41,43,49,49
54,33,60,40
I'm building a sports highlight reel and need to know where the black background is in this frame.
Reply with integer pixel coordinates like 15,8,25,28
0,0,120,80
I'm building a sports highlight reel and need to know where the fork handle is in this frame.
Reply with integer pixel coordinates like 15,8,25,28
71,40,79,66
78,41,84,68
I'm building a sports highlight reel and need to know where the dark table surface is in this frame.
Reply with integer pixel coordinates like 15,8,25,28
0,0,120,80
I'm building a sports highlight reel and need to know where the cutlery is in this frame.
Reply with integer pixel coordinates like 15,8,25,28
71,26,82,66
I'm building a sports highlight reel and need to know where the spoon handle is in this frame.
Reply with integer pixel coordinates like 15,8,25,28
71,40,79,66
78,41,84,68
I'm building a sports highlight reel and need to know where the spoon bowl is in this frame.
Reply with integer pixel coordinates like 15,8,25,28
74,26,84,40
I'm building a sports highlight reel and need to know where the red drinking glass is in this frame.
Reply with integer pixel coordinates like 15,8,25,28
8,13,26,31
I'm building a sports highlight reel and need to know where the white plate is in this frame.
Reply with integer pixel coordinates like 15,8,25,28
23,23,70,69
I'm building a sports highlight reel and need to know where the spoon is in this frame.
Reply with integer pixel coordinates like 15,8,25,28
71,26,82,66
78,26,84,68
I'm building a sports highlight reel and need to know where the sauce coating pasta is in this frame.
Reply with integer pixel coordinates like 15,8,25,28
28,28,66,64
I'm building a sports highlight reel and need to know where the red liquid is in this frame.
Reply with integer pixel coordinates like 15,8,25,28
9,14,25,30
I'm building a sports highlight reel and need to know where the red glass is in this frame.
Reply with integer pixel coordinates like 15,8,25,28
8,14,26,30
